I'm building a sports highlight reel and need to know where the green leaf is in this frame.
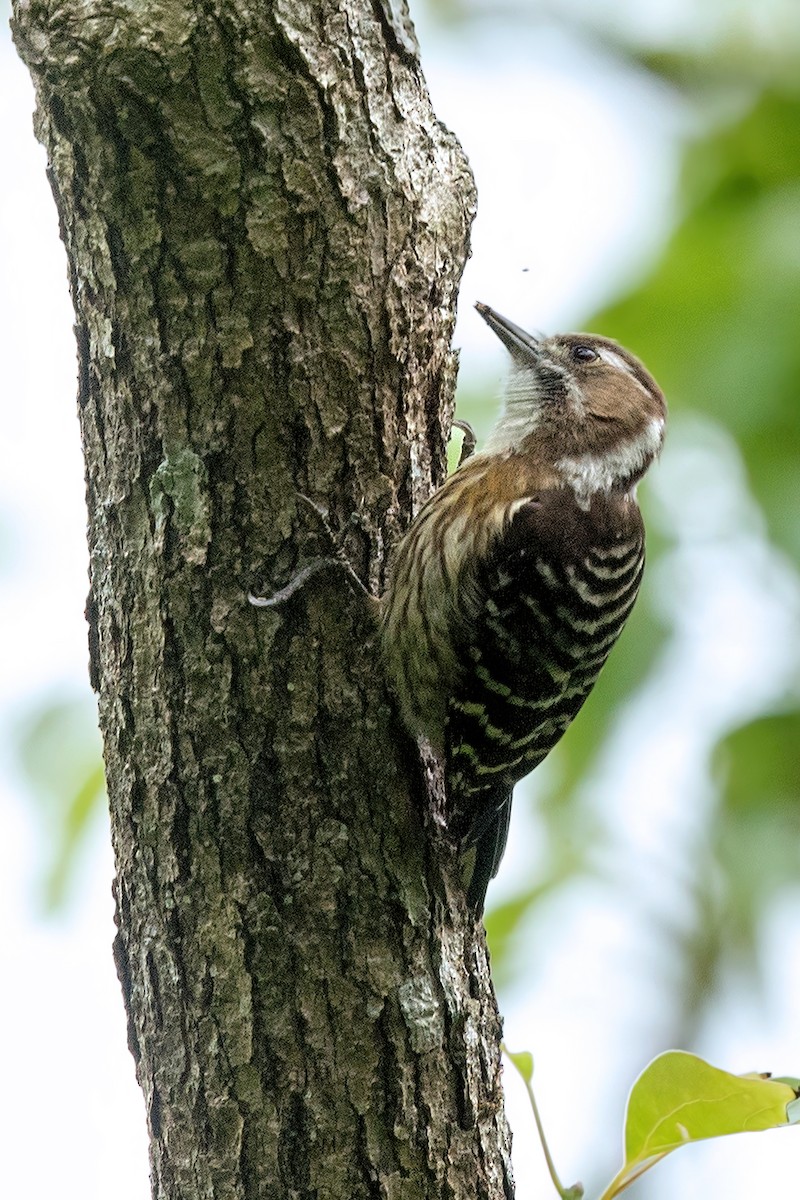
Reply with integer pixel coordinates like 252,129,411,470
43,760,107,911
505,1047,534,1084
16,694,107,912
600,1051,800,1200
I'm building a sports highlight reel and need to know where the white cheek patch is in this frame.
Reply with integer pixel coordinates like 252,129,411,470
599,349,628,370
598,348,653,399
557,416,664,508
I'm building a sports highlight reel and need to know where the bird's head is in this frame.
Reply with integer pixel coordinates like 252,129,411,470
475,302,666,502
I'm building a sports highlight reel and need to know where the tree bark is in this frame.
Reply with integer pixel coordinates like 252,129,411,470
12,1,513,1196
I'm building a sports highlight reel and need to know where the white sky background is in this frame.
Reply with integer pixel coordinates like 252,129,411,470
2,4,800,1198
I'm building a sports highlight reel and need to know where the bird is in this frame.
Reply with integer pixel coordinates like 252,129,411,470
382,302,666,913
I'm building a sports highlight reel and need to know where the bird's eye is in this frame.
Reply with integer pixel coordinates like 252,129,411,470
571,345,598,363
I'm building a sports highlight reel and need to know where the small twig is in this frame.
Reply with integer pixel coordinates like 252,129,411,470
502,1044,584,1200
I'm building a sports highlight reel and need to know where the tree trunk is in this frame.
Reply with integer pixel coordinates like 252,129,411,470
12,1,513,1196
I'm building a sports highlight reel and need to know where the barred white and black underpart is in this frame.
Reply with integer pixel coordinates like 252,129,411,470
446,506,644,809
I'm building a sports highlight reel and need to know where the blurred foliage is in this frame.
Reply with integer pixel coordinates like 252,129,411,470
596,88,800,562
581,84,800,1000
476,57,800,1037
713,712,800,963
16,694,106,912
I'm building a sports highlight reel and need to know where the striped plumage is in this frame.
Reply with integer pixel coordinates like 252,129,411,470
383,304,666,913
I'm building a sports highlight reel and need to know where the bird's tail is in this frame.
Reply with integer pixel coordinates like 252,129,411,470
463,791,512,914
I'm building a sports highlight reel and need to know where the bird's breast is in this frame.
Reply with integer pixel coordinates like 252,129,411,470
446,488,645,801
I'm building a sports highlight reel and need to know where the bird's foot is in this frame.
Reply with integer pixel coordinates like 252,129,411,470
249,494,373,610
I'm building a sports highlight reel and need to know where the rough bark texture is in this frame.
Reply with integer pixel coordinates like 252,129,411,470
12,1,514,1197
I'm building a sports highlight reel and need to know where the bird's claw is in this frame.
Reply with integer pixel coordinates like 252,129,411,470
452,419,477,466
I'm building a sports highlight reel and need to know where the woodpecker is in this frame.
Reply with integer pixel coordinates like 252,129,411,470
382,303,666,913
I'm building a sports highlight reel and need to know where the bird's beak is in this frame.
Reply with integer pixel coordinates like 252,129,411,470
475,302,542,361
